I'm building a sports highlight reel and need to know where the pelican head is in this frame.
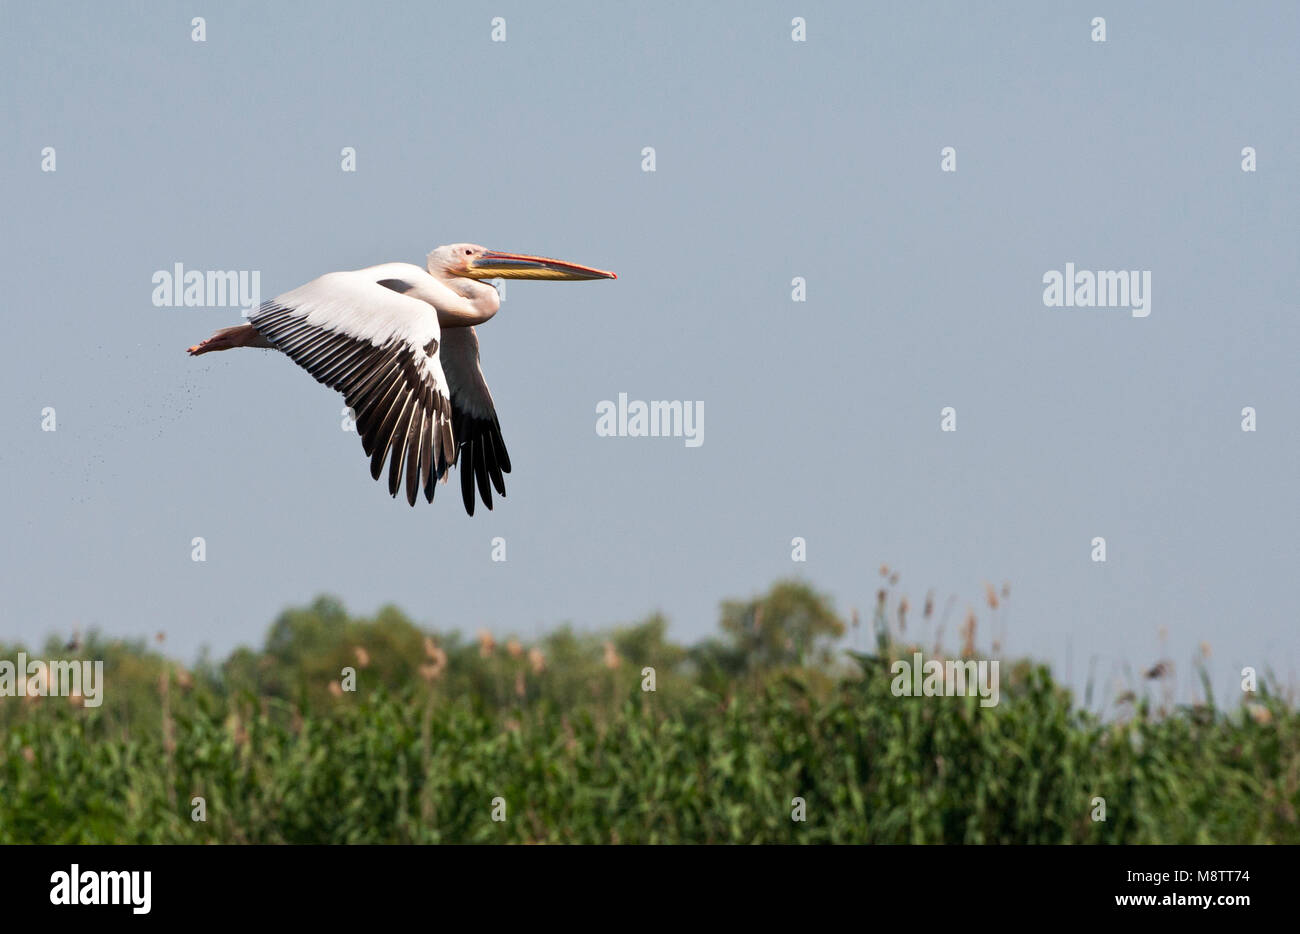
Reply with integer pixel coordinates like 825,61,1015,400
428,243,617,281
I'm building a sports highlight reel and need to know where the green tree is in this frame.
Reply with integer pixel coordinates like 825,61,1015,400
719,579,845,671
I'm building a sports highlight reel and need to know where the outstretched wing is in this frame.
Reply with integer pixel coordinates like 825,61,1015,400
249,269,456,506
435,326,511,515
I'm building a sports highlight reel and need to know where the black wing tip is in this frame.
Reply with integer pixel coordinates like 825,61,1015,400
460,461,476,515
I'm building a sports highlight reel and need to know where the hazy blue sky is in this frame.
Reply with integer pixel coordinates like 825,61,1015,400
3,1,1296,704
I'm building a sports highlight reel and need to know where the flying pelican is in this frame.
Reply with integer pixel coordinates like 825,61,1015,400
187,244,616,513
